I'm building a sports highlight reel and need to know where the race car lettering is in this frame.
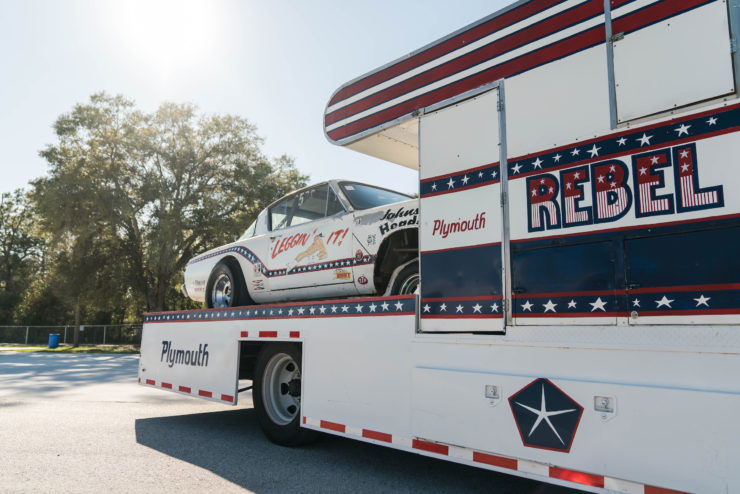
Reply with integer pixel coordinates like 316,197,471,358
334,269,351,280
161,341,209,368
526,144,724,232
271,232,310,258
379,206,419,235
326,228,349,246
432,212,486,238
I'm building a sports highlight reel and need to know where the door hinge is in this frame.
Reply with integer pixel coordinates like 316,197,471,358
497,100,505,112
610,32,624,43
731,38,737,54
500,191,507,207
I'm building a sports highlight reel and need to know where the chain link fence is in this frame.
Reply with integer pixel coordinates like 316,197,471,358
0,324,142,346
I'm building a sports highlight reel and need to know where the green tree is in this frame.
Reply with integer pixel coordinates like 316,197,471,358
0,189,43,324
34,93,308,317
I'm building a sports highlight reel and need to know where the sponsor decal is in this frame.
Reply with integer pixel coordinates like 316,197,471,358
161,341,210,368
357,275,368,285
367,234,376,245
251,279,265,291
527,143,724,233
432,212,486,239
355,249,364,262
334,269,351,280
379,206,419,235
193,280,205,286
272,232,310,258
509,378,583,453
253,262,264,274
286,234,328,273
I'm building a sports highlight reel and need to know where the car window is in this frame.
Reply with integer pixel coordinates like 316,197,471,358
292,185,330,226
270,195,296,231
238,219,257,240
339,182,412,210
326,186,345,216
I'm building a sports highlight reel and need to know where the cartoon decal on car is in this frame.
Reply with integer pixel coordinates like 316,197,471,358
182,180,419,308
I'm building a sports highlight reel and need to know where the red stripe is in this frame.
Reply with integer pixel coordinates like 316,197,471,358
516,311,623,318
289,331,300,338
240,331,248,337
362,429,393,443
221,394,233,402
637,308,740,317
179,386,191,393
138,377,141,384
421,314,504,319
412,439,449,455
198,390,212,398
161,382,172,389
549,467,604,488
259,331,278,338
473,452,517,470
328,26,605,141
145,379,155,386
612,0,708,37
644,486,688,494
328,0,565,105
320,420,346,433
630,283,740,294
422,295,502,302
326,0,603,126
302,417,306,424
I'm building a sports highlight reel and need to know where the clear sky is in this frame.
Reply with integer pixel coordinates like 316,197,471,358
0,0,509,196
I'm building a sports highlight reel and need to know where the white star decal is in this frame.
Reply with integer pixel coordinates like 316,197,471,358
490,302,499,313
461,174,470,185
679,149,689,159
543,300,557,313
694,295,710,307
369,303,377,312
341,305,349,313
309,307,315,314
655,296,674,308
637,133,653,146
511,163,522,174
515,385,577,445
278,309,283,314
394,301,404,311
472,303,482,313
674,124,691,136
681,163,690,173
288,308,294,315
319,306,326,314
431,183,437,191
553,153,562,162
455,304,464,313
478,171,484,178
588,144,600,157
381,302,390,311
447,177,455,189
567,300,577,309
355,304,363,312
650,156,659,165
639,166,648,175
331,305,338,313
632,298,640,307
589,297,607,312
532,157,543,169
491,169,498,179
571,148,580,156
521,300,533,312
297,307,305,315
423,304,431,313
439,303,447,312
707,116,718,126
616,137,627,146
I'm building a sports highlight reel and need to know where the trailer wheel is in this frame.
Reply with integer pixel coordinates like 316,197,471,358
389,259,419,295
253,343,318,446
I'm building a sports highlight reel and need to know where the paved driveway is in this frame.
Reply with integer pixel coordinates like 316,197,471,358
0,352,576,493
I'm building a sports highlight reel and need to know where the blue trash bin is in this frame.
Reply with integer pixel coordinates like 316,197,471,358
48,333,59,349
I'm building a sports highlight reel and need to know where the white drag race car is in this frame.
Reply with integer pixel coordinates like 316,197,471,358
183,180,419,308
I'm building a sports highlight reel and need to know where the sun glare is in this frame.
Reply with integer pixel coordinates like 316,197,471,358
106,0,225,80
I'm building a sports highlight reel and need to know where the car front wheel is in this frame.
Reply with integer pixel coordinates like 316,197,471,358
205,261,248,309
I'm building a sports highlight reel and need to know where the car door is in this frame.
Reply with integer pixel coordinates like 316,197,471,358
265,184,356,299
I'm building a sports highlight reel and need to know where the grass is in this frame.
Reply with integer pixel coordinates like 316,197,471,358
0,343,140,354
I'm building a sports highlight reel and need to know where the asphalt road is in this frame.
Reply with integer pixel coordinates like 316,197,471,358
0,352,577,494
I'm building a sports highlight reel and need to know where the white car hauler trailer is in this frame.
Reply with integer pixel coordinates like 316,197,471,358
139,0,740,491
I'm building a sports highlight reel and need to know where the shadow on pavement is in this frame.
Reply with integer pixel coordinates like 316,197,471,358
135,408,577,494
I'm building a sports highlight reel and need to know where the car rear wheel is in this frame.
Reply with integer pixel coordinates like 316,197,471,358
389,259,419,295
253,343,319,446
205,261,249,309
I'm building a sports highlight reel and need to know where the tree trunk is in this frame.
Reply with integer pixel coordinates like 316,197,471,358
73,302,80,347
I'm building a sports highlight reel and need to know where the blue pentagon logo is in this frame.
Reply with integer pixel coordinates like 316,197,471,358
508,378,583,453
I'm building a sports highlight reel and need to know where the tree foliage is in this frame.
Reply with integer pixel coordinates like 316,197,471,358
30,92,308,316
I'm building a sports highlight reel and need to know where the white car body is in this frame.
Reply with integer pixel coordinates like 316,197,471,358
183,180,418,305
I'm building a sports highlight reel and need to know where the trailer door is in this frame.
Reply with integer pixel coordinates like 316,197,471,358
418,86,506,333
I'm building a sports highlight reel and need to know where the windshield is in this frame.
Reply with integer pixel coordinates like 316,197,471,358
339,182,412,210
238,219,257,240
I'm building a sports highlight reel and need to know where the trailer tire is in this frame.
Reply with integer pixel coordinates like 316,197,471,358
388,259,420,295
253,343,318,446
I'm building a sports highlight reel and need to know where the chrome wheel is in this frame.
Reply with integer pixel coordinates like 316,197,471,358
210,273,232,308
398,273,420,295
262,353,301,426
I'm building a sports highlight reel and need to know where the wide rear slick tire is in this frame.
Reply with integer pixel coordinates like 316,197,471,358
389,259,420,295
253,343,319,447
205,260,249,309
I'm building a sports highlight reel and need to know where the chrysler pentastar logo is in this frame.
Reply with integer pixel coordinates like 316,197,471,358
508,378,583,453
